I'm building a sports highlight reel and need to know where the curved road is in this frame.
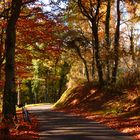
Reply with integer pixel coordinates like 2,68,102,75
28,105,134,140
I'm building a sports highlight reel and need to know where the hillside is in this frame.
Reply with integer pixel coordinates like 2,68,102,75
54,83,140,140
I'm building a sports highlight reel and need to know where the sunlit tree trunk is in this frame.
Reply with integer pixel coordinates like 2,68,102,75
112,0,120,83
75,45,90,83
129,27,135,64
78,0,104,86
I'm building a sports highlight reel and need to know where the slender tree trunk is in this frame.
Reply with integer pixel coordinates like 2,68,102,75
91,38,95,80
58,76,64,99
0,28,5,80
105,0,111,82
92,23,104,86
130,27,135,63
0,0,6,80
92,0,104,86
2,0,22,120
91,50,95,80
78,0,104,86
75,45,90,82
112,0,120,83
28,80,34,104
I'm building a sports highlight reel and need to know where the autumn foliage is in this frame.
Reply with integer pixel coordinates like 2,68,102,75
0,111,39,140
54,82,140,140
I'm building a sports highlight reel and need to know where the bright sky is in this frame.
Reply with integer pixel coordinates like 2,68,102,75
40,0,66,12
41,0,50,4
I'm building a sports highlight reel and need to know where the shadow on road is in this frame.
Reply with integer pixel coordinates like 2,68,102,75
29,105,134,140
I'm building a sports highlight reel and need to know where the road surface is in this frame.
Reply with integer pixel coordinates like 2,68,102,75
28,105,134,140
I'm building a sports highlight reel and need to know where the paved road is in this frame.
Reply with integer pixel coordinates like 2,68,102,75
28,105,134,140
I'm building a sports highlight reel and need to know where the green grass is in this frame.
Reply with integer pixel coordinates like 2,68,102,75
25,103,53,108
53,86,76,109
0,103,52,112
16,103,53,111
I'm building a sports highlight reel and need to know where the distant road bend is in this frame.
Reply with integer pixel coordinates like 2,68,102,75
28,105,134,140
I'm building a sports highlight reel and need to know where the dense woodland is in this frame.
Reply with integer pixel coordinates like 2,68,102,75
0,0,139,132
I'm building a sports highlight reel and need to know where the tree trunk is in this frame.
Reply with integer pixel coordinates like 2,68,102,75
130,27,135,63
91,37,95,81
75,45,90,82
0,28,5,80
92,23,104,86
105,0,111,82
2,0,22,120
58,76,64,99
92,0,104,86
3,20,17,120
78,0,104,86
112,0,120,83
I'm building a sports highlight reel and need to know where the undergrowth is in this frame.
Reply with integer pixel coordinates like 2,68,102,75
53,70,140,139
0,111,39,140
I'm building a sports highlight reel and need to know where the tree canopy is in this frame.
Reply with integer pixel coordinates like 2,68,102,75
0,0,139,129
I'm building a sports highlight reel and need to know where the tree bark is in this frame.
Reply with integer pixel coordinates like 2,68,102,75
91,46,95,80
75,45,90,83
2,0,22,120
0,27,5,80
112,0,120,83
92,23,104,86
130,27,135,63
78,0,104,86
58,76,64,99
105,0,111,82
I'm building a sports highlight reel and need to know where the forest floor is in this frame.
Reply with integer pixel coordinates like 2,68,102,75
54,83,140,140
0,84,139,140
0,110,39,140
0,103,51,139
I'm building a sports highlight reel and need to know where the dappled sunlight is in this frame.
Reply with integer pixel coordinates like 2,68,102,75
54,82,140,140
71,99,79,105
29,106,134,140
63,109,140,140
82,89,97,101
126,88,140,101
90,89,97,94
0,0,139,139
